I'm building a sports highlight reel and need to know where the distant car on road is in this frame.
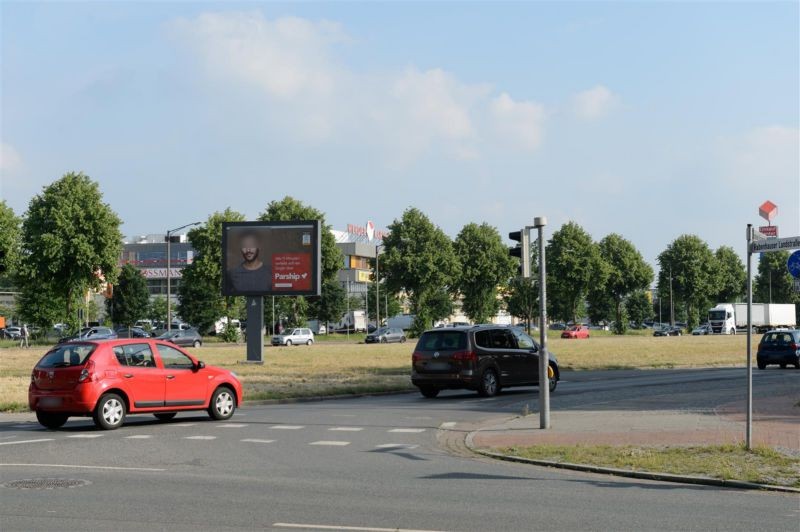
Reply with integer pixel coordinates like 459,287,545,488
365,327,407,344
158,328,203,348
549,323,567,330
29,339,242,430
654,326,683,337
411,325,559,398
272,328,314,346
58,327,118,343
561,325,590,339
757,330,800,369
692,324,711,336
115,327,151,339
2,326,21,339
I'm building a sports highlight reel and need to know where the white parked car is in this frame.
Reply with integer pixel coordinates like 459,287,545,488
272,328,314,346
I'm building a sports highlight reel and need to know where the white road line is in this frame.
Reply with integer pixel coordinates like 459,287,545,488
217,423,247,428
184,436,216,440
439,422,457,429
125,435,152,439
66,434,104,439
388,428,425,433
309,441,350,446
273,523,446,532
173,423,197,427
270,425,305,430
241,439,275,444
328,427,363,432
10,424,36,429
375,444,419,450
0,463,166,472
0,438,54,446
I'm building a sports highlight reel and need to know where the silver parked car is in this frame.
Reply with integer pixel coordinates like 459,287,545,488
365,327,406,344
272,328,315,346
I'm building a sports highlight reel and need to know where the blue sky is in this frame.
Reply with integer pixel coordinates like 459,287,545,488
2,1,798,269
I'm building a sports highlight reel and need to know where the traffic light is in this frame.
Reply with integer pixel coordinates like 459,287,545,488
509,229,531,278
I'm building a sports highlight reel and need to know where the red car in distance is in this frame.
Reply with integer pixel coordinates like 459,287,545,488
29,339,243,430
561,325,590,339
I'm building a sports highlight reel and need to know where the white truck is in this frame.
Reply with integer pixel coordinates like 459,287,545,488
707,303,797,334
387,314,415,331
336,310,367,332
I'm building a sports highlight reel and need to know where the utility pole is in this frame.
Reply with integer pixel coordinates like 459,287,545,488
165,221,201,332
669,267,674,327
534,217,549,430
746,224,753,450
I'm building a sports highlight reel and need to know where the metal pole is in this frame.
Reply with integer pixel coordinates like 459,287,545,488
669,267,674,327
375,247,379,328
272,296,275,336
746,224,753,450
534,217,549,430
346,281,350,340
166,230,172,332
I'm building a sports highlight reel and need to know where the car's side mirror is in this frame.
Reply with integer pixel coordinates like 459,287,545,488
195,361,206,371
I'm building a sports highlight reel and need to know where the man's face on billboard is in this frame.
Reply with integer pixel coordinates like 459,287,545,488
240,235,260,264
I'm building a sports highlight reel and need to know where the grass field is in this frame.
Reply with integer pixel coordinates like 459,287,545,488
501,443,800,487
0,334,757,412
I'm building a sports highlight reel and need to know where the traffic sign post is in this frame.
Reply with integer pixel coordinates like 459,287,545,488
744,225,800,450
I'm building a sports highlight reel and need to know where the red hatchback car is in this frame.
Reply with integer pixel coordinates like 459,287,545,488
29,339,243,430
561,325,590,339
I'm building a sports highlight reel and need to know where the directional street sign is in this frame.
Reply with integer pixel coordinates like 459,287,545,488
787,250,800,279
749,235,800,254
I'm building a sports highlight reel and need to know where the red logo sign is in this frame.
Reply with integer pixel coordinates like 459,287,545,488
759,225,778,238
759,201,778,223
272,254,312,291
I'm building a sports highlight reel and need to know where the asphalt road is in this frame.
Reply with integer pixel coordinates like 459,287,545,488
1,367,798,531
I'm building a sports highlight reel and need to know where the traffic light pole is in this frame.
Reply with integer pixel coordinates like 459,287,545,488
534,217,549,429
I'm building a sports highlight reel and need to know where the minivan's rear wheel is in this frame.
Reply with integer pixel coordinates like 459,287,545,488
419,387,440,398
193,340,201,348
36,411,68,429
154,413,176,421
477,369,499,397
208,387,236,420
93,393,126,430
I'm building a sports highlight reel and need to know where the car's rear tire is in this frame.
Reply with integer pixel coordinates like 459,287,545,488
36,410,68,429
779,363,787,369
193,340,201,348
306,339,313,346
93,393,126,430
401,336,407,343
380,337,387,344
154,413,176,421
757,361,767,370
477,369,499,397
285,340,292,346
208,387,236,420
419,387,440,398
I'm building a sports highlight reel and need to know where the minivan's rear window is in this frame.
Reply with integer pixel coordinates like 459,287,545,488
417,331,467,351
37,344,96,368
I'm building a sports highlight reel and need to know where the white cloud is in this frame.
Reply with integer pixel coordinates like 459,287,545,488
571,85,615,120
0,143,23,173
171,11,546,161
490,92,545,151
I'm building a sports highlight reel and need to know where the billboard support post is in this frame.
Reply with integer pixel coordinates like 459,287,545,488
745,225,753,450
246,296,264,363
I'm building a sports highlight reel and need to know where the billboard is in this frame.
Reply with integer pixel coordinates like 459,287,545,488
221,221,321,297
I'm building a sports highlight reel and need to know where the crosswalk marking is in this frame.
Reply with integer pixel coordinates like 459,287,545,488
184,435,216,440
328,427,363,432
125,435,152,440
66,434,104,439
439,422,457,429
310,441,350,446
173,423,197,427
270,425,305,430
217,423,247,428
241,439,276,444
388,428,425,433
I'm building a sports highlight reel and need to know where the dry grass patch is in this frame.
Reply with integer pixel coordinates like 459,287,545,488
502,443,800,488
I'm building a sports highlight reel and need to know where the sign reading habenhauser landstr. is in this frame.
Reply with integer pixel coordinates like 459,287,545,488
749,235,800,254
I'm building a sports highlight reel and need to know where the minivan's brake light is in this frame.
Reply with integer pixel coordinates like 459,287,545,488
412,352,423,363
452,350,477,362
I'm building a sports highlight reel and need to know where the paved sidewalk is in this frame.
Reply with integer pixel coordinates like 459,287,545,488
470,394,799,454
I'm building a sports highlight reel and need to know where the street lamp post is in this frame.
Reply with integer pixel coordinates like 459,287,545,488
166,222,201,332
533,216,549,430
375,244,384,328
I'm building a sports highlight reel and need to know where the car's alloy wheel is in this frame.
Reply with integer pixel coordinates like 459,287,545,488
285,340,292,346
193,340,201,348
306,339,313,346
208,387,236,420
36,410,68,429
94,393,126,430
478,369,499,397
548,364,558,392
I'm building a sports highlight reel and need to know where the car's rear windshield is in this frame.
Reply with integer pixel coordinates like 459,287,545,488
416,331,467,351
762,332,796,344
37,344,96,368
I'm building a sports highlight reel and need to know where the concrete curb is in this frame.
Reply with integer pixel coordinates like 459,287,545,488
463,427,800,494
243,389,415,406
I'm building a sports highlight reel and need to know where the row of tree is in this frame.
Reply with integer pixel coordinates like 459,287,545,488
1,173,797,337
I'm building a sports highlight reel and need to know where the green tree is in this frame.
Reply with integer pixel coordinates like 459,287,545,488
367,282,403,323
16,281,65,330
17,172,122,332
596,234,653,334
657,235,720,329
106,264,150,328
312,279,347,332
503,277,538,333
713,246,746,302
546,222,604,324
453,223,515,323
0,201,21,286
148,296,168,325
626,290,653,326
381,208,460,336
259,197,343,329
177,208,246,334
754,251,794,304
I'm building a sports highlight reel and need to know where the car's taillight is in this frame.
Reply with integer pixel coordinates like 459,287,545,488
791,342,799,351
78,360,95,383
30,370,35,383
452,350,477,362
412,352,422,363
